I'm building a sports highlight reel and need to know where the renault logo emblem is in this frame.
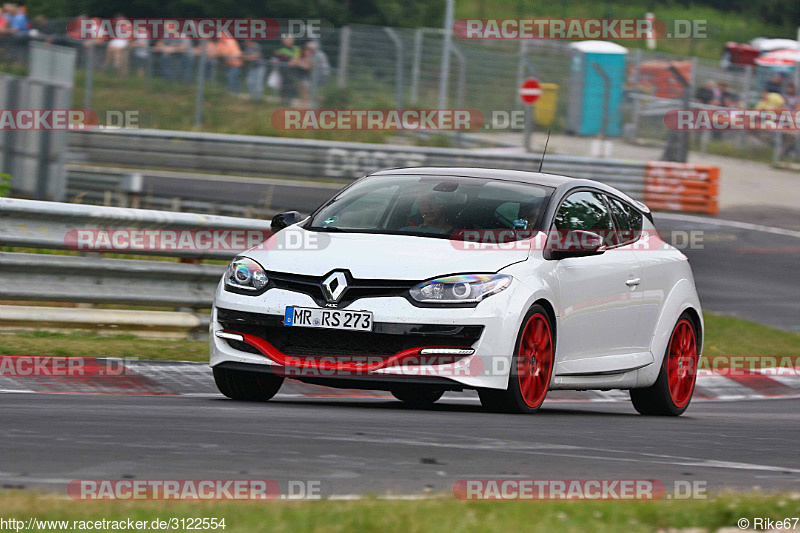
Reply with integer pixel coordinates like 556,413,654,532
321,271,348,303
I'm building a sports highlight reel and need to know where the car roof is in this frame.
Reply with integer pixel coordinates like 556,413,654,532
367,166,649,213
369,166,573,187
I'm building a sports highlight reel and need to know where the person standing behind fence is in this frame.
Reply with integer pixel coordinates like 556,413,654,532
273,37,300,104
216,36,242,94
242,40,266,100
7,3,27,34
130,24,149,77
104,14,130,76
291,43,313,108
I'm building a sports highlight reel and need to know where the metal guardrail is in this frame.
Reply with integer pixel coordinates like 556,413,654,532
68,128,644,188
0,252,222,308
0,198,277,309
0,197,271,259
67,128,719,214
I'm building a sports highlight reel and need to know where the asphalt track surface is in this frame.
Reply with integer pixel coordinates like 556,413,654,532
2,393,799,495
654,214,800,331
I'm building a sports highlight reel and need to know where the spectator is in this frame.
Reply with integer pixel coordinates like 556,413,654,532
129,24,149,77
710,81,723,105
307,40,331,86
104,14,130,76
154,36,189,82
784,83,798,109
195,39,217,80
273,37,300,104
781,84,799,158
0,7,9,33
8,3,27,35
242,40,266,100
765,72,784,94
755,89,785,110
30,14,56,42
291,43,314,107
215,36,242,94
695,81,716,105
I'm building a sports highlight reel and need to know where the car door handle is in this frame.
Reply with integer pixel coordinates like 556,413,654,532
626,278,641,287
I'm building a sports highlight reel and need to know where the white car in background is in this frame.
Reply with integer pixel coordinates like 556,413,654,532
210,168,703,415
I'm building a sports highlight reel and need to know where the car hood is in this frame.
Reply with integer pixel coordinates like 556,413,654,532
242,227,531,280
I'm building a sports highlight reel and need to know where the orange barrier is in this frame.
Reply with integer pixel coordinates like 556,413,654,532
643,162,720,215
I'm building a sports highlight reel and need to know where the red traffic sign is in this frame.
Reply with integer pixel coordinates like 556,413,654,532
518,78,542,105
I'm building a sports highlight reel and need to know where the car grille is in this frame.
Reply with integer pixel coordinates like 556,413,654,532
216,308,483,362
266,271,414,308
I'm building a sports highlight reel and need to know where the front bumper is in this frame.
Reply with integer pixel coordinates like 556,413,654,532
209,278,529,390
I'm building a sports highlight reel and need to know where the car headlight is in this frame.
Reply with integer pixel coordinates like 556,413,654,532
409,274,511,304
224,257,268,293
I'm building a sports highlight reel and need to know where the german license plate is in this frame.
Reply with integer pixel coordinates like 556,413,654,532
284,306,373,332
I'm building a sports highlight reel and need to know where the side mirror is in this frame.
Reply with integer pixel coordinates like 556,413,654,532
547,230,605,260
271,211,303,233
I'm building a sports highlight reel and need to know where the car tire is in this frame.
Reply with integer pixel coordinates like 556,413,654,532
478,304,555,414
213,366,284,402
391,387,445,406
630,312,699,416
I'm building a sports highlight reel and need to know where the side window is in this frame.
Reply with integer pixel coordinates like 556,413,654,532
553,191,614,233
606,196,644,246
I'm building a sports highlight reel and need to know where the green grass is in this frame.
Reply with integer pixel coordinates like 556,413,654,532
0,311,796,364
0,491,798,532
72,71,396,143
0,330,207,361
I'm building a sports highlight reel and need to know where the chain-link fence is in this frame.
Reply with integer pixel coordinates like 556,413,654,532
2,22,800,164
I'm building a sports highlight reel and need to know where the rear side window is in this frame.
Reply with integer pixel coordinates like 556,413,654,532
606,196,643,246
553,191,614,233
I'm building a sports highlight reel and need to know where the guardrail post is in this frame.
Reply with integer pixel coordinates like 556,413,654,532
739,65,752,148
310,48,321,110
337,26,351,88
383,28,404,111
36,83,56,200
451,45,466,147
515,40,528,112
84,44,94,111
194,43,207,128
661,64,690,163
437,0,455,110
1,77,18,179
410,28,423,105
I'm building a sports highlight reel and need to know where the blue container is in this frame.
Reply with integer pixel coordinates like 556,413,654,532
567,41,628,137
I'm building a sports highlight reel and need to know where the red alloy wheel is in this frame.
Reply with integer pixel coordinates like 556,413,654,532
666,318,698,408
517,313,554,408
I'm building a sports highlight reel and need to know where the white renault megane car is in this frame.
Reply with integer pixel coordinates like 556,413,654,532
210,167,702,415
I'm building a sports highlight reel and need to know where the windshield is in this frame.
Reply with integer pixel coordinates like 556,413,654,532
308,175,554,240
